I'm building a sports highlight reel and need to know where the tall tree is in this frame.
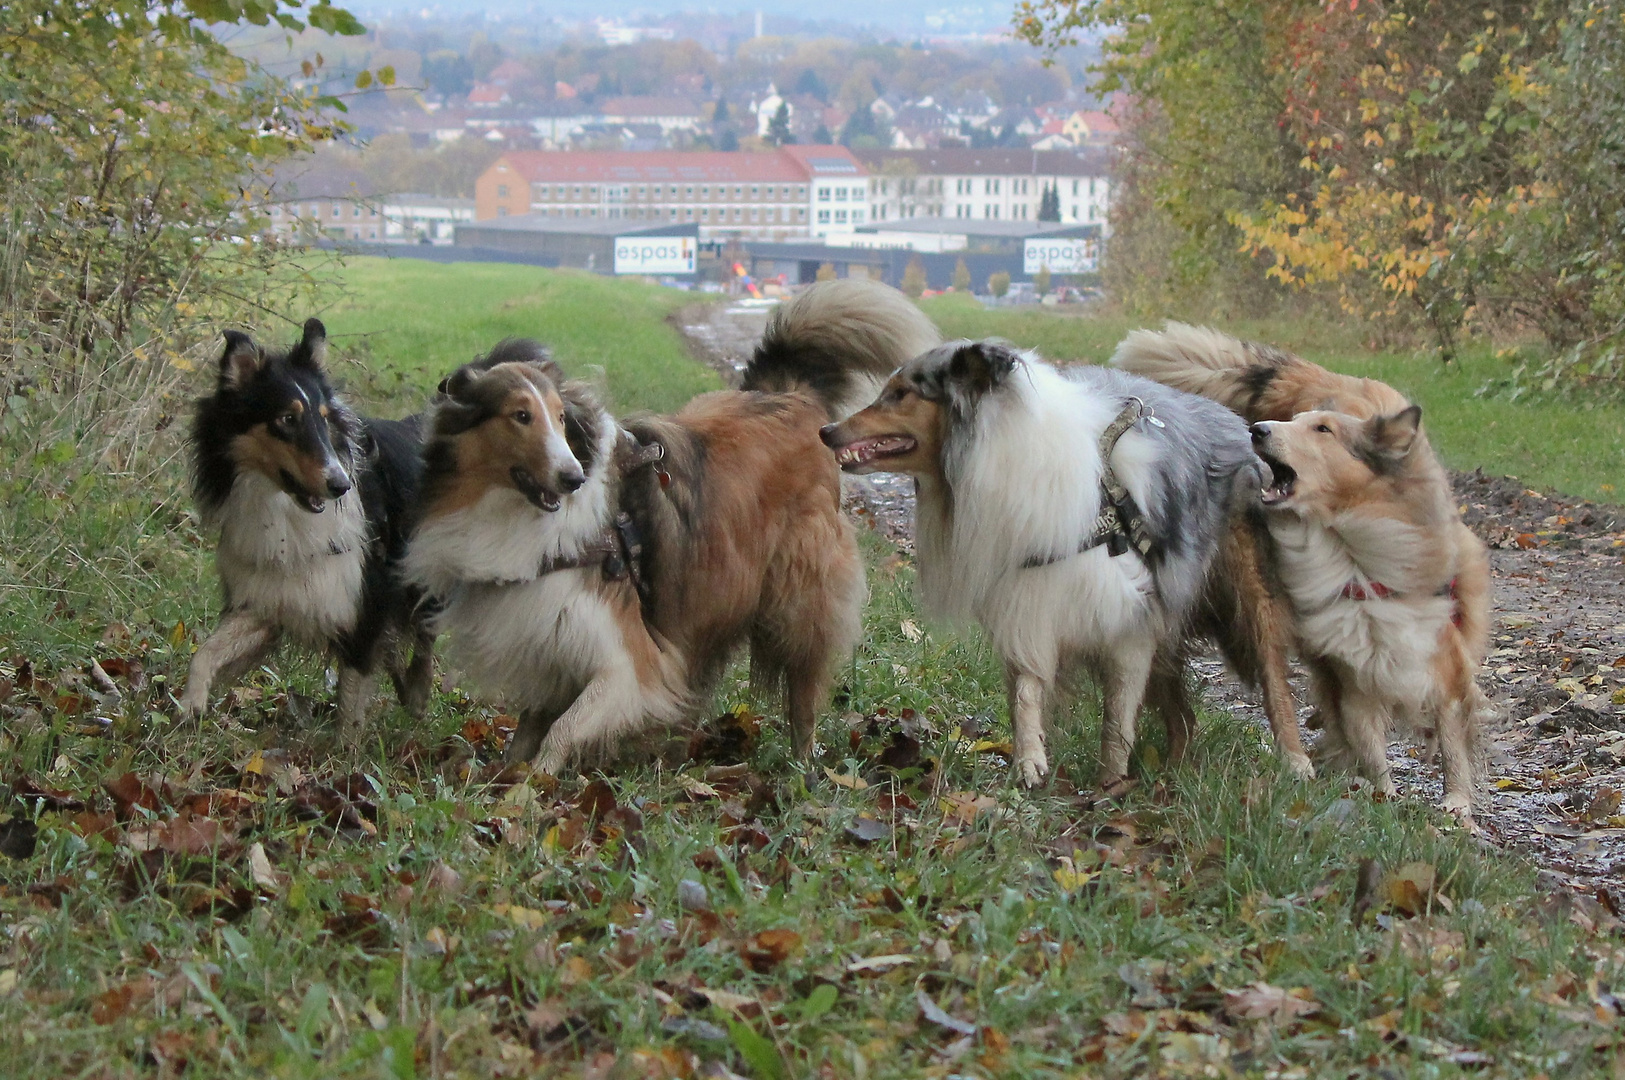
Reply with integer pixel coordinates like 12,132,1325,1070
767,102,793,147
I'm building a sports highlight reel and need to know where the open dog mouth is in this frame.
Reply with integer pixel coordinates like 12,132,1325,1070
1258,451,1298,506
833,435,917,470
510,466,562,512
278,469,326,514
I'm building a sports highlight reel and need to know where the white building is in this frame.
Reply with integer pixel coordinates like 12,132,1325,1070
381,195,475,244
853,148,1114,230
755,83,790,138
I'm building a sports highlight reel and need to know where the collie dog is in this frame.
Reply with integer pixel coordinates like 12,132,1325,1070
1114,323,1491,820
820,339,1264,790
402,280,934,775
179,319,434,731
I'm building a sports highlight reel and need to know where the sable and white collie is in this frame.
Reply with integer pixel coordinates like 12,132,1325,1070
179,318,434,731
402,280,934,774
820,339,1264,790
1114,323,1492,820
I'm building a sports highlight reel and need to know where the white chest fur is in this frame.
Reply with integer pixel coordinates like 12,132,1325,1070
1268,515,1453,702
209,471,367,647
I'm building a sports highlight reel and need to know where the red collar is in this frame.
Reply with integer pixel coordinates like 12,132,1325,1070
1340,580,1394,601
1341,577,1462,628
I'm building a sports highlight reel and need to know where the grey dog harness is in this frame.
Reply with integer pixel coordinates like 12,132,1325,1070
1021,399,1159,569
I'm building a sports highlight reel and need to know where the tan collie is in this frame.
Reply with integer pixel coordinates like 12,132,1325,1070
404,280,937,774
1114,323,1492,821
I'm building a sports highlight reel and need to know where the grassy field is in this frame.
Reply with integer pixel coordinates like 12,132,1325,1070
2,263,1621,1078
316,257,720,417
921,293,1625,504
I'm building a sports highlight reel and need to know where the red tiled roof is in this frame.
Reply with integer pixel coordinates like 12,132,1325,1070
467,84,508,104
496,146,863,183
595,96,703,119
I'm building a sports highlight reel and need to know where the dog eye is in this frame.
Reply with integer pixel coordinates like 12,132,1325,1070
1315,423,1332,434
513,409,531,425
278,412,297,427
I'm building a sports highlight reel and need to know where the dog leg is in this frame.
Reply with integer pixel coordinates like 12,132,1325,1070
178,611,276,718
533,673,645,777
1144,660,1196,768
1009,667,1049,787
1259,641,1313,778
1338,686,1396,797
506,705,562,765
336,665,376,739
785,658,828,762
394,624,436,719
1098,638,1156,789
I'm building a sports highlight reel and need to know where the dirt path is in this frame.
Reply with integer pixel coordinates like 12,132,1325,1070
677,302,1625,890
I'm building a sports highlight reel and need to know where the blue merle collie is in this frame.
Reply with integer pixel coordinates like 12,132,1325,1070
178,318,433,733
820,340,1266,791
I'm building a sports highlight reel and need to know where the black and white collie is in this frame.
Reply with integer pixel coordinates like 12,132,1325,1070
821,340,1265,789
178,318,434,732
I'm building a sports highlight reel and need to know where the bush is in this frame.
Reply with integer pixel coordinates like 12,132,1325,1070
0,0,362,458
952,257,972,291
1034,265,1052,296
988,271,1011,298
902,257,928,298
816,262,838,282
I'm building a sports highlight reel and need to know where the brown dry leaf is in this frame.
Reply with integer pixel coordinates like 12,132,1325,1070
824,767,869,790
557,955,593,987
104,772,163,819
846,953,916,974
940,792,996,825
1385,861,1439,918
577,779,618,818
246,842,287,893
158,815,230,857
492,904,549,931
698,987,757,1014
422,861,463,900
678,775,722,800
91,976,156,1024
1221,981,1320,1024
741,928,801,972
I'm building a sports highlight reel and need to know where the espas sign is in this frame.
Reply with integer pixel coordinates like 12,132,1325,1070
1023,237,1097,275
614,236,695,275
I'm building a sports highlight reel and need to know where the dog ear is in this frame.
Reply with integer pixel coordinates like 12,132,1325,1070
946,340,1019,395
1368,404,1421,456
219,331,262,390
288,318,328,371
1358,404,1422,474
560,390,602,473
438,364,479,400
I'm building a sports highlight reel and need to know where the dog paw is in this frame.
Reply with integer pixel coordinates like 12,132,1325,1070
175,691,206,719
1441,794,1476,831
1017,756,1048,788
1284,752,1315,780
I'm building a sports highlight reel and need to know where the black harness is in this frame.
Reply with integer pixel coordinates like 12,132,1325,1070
529,435,665,602
1022,399,1160,570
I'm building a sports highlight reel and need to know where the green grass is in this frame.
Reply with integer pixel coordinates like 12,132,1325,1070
316,257,720,416
2,264,1621,1078
921,293,1625,504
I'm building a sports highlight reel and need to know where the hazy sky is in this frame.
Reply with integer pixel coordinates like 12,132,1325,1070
347,0,1021,35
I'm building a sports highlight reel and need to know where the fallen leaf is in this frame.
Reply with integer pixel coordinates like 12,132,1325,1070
823,767,869,790
1222,981,1319,1024
845,816,891,845
900,619,924,643
577,779,618,818
246,842,287,893
741,929,801,972
678,775,722,800
917,988,977,1036
0,818,38,859
940,792,997,825
492,904,549,931
698,987,758,1013
846,954,916,974
1052,858,1096,894
1386,861,1438,918
158,815,229,857
92,977,157,1024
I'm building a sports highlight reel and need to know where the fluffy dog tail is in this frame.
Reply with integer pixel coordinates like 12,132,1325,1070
1111,321,1408,422
742,278,941,420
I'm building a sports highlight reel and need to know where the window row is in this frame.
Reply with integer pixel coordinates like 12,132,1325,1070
529,183,807,201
